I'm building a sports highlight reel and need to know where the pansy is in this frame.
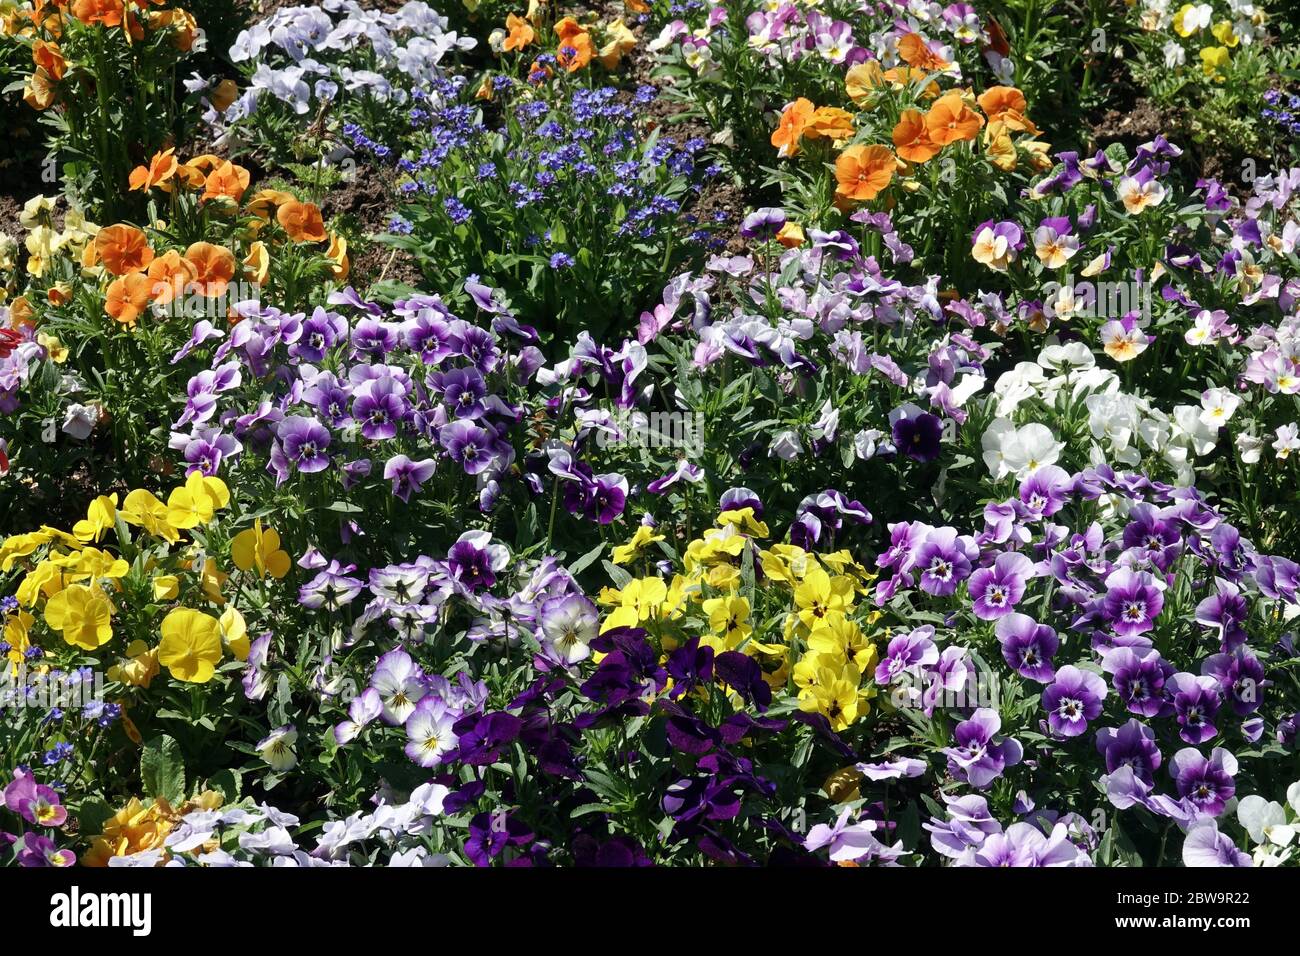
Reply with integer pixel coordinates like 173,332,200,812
257,725,298,772
404,697,457,768
942,709,1023,787
1042,665,1107,738
1170,747,1237,817
995,613,1059,681
967,552,1033,620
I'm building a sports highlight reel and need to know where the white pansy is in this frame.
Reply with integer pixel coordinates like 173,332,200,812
1199,386,1241,428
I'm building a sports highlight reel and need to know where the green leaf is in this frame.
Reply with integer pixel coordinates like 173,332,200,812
206,768,242,802
569,542,605,577
141,734,186,804
77,797,113,838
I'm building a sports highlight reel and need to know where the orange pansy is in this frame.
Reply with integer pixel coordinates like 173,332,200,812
243,241,269,285
95,225,154,277
22,67,55,110
277,200,327,243
892,109,940,164
71,0,124,27
896,33,949,71
105,273,154,327
924,92,984,146
128,148,179,193
503,13,535,52
845,61,884,106
770,97,814,158
200,161,251,205
184,242,236,298
976,86,1038,134
805,106,854,144
33,39,65,80
834,144,895,205
246,188,295,220
556,30,595,72
146,250,195,305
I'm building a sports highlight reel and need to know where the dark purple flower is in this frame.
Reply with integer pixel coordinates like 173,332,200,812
351,376,408,441
290,308,346,363
914,528,976,596
1102,647,1173,718
351,317,400,358
874,625,938,685
1168,673,1222,745
1018,465,1072,519
587,476,631,528
276,415,331,474
1170,747,1236,817
1102,567,1165,637
1195,580,1249,651
465,809,534,867
433,367,488,420
740,207,786,240
440,420,495,475
446,530,509,592
1201,647,1267,716
1095,718,1162,785
891,406,943,462
719,486,763,517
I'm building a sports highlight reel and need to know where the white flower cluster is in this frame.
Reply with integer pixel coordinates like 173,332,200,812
224,0,474,120
981,340,1256,485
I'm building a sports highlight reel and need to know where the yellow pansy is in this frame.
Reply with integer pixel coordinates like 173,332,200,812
703,564,742,591
73,494,119,543
600,577,669,632
793,566,855,629
797,658,870,731
120,489,180,543
193,557,228,606
717,507,769,538
702,594,752,651
152,575,180,600
81,798,176,867
1211,20,1238,46
683,524,747,573
0,530,54,571
157,608,223,683
36,332,68,364
230,519,291,579
165,471,230,530
44,583,114,650
612,524,666,565
759,544,812,585
219,606,250,661
4,609,33,669
807,613,878,672
16,560,63,606
63,547,129,583
1200,45,1230,79
108,640,160,688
